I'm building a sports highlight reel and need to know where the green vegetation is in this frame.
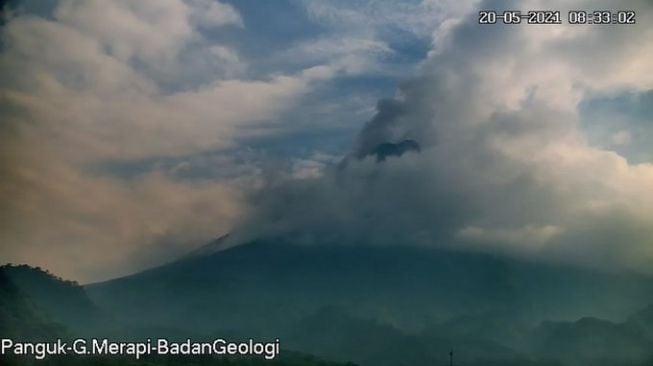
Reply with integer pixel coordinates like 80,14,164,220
2,264,108,335
0,267,64,340
5,250,653,366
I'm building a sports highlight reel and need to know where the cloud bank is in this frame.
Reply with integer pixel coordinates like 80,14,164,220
0,0,341,281
1,0,653,281
234,0,653,274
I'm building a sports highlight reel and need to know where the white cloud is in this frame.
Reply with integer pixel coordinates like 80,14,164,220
0,0,337,281
55,0,193,64
185,0,243,28
3,0,653,281
280,37,394,75
236,0,653,274
287,0,479,79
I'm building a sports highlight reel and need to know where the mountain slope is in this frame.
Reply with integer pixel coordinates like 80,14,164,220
87,240,653,337
0,266,64,339
2,264,109,336
532,316,653,365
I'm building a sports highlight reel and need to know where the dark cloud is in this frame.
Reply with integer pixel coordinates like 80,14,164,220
354,99,409,157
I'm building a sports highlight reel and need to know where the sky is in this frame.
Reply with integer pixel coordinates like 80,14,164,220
0,0,652,282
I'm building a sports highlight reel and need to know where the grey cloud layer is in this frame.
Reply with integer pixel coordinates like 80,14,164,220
2,0,653,281
0,0,341,281
235,0,653,273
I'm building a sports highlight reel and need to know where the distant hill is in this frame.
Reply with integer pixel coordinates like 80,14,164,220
532,315,653,365
286,306,539,366
6,241,653,365
87,240,653,333
0,265,360,366
1,264,110,337
0,266,64,339
84,240,653,365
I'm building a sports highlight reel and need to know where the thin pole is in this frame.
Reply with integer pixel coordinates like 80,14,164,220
449,349,453,366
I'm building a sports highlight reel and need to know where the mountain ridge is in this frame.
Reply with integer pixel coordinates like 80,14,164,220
6,241,653,365
86,239,653,331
